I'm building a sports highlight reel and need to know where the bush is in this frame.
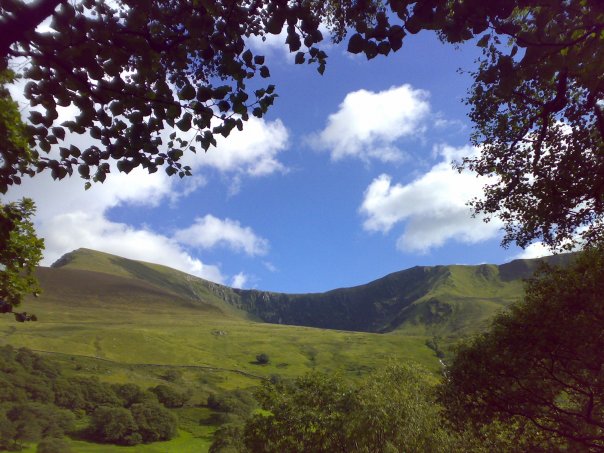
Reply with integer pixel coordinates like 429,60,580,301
149,384,189,408
207,390,256,416
161,369,182,382
89,406,139,445
240,364,467,453
130,402,177,443
6,403,74,446
37,437,73,453
112,383,157,408
255,353,269,365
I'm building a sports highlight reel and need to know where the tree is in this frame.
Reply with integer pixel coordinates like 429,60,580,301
0,0,339,189
129,401,178,443
5,403,74,448
243,372,353,452
456,1,604,250
112,383,157,408
149,384,189,408
89,406,140,445
438,247,604,451
36,437,73,453
0,412,17,451
241,364,469,452
0,197,44,321
0,68,37,194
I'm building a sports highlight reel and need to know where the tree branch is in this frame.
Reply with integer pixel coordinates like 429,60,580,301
0,0,66,66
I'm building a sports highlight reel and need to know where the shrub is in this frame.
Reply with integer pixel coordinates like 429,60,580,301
37,437,73,453
149,384,189,408
130,402,177,442
89,406,139,445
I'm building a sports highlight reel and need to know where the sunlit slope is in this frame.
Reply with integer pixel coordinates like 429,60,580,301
51,248,253,319
0,250,439,384
0,248,575,384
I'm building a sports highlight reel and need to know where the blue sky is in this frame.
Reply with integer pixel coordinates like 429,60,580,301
6,30,550,293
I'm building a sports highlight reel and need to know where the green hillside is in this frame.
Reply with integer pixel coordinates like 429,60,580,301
1,249,441,384
41,247,576,341
230,254,575,339
0,247,574,375
0,248,576,452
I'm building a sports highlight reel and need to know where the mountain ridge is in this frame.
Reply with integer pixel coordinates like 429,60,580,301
48,248,575,338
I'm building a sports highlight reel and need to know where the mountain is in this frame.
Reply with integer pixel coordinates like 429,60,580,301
231,253,574,337
49,248,574,339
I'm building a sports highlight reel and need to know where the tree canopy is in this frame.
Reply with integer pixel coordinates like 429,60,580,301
0,0,601,248
438,247,604,451
240,364,469,452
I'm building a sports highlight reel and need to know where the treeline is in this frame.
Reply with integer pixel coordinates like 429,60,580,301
0,346,187,450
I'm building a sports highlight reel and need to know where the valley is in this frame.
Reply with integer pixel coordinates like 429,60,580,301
0,248,572,452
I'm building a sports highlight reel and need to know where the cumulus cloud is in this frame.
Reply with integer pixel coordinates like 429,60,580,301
5,169,228,282
512,242,553,260
43,211,225,283
247,23,330,62
231,272,249,289
181,116,289,178
359,144,502,253
174,215,269,256
3,116,281,283
4,72,286,284
311,84,430,162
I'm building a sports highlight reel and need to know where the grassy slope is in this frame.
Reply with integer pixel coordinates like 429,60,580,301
1,249,440,452
232,254,576,339
1,250,440,381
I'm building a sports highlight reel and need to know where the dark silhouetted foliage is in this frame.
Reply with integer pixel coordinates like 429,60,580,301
439,247,604,451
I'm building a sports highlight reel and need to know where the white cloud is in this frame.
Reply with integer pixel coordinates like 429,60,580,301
5,170,226,282
4,137,275,284
43,211,224,283
512,242,552,260
247,23,330,62
4,72,284,284
174,215,269,256
181,116,289,178
359,144,502,253
231,272,249,289
263,261,278,273
311,84,430,162
247,29,292,61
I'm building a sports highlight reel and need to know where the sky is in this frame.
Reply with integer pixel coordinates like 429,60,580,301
5,28,552,293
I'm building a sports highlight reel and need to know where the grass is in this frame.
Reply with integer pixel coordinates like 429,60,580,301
0,303,440,384
18,430,213,453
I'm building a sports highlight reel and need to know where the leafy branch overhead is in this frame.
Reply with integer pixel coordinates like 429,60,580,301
1,0,603,250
